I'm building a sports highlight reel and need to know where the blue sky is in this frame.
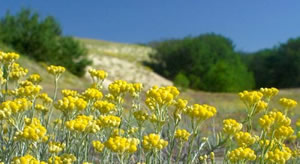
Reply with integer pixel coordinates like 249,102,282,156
1,0,300,52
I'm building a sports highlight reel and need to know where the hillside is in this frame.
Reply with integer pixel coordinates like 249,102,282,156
77,38,172,88
0,42,90,95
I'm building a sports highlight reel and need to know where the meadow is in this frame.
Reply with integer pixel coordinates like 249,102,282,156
0,49,299,164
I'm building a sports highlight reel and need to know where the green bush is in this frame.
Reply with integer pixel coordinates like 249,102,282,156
174,72,190,90
148,33,255,92
243,37,300,88
0,8,91,76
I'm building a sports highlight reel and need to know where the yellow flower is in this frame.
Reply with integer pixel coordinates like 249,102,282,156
223,119,242,135
105,136,139,154
255,100,268,113
88,69,107,80
108,80,130,97
65,115,100,133
234,132,257,147
12,154,47,164
265,148,291,164
48,154,76,164
145,86,179,110
279,98,297,109
259,111,291,130
47,65,66,75
94,100,116,114
260,87,279,99
259,139,275,149
18,118,47,142
35,104,49,113
274,125,294,140
81,88,103,101
92,140,105,152
174,129,191,142
97,115,121,128
184,104,217,121
55,96,87,113
27,74,42,84
128,83,143,97
142,133,168,152
9,63,28,80
61,89,78,97
227,147,256,163
15,85,42,98
0,51,20,64
239,90,263,106
133,110,148,123
111,128,125,136
37,93,53,104
49,141,65,154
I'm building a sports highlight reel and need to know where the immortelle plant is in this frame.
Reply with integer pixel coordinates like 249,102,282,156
0,50,299,164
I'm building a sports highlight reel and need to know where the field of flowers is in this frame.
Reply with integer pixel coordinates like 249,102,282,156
0,51,299,164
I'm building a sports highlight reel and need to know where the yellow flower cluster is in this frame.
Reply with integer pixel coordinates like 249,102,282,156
18,118,47,142
49,141,65,154
0,51,20,64
259,139,275,149
48,154,76,164
239,90,263,106
15,85,42,98
260,87,279,98
111,128,125,136
55,96,87,113
184,104,217,121
105,136,139,154
37,93,53,104
65,115,100,133
92,140,105,152
81,88,103,101
255,100,268,113
133,110,149,123
88,69,107,80
47,65,66,75
61,89,78,97
145,86,179,110
128,83,143,97
174,129,191,142
234,132,257,147
35,104,49,113
259,111,291,130
97,115,121,128
279,98,297,109
9,63,28,80
142,133,168,151
0,99,31,122
108,80,130,97
12,154,46,164
227,147,256,163
265,148,291,164
223,119,243,135
274,125,294,139
27,74,42,84
93,100,116,114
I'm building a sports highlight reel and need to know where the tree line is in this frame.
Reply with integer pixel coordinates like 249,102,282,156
147,34,300,92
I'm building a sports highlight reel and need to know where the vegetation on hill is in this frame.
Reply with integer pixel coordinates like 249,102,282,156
147,33,255,92
243,37,300,89
0,8,91,76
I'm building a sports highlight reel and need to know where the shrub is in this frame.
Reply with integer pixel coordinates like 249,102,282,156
0,8,91,76
148,33,255,92
174,72,190,90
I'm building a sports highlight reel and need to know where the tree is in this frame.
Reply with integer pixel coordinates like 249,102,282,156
148,33,255,92
0,8,91,76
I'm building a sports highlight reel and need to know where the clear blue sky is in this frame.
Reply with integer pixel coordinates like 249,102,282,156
1,0,300,52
